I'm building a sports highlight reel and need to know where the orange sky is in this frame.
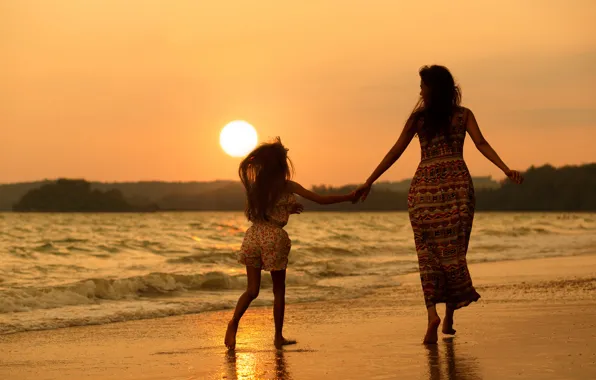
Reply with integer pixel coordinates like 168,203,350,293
2,0,595,186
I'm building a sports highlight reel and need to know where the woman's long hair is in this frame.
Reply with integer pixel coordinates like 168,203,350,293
411,65,462,140
238,137,294,222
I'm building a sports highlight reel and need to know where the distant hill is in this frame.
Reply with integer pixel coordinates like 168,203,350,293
0,181,54,211
12,179,157,212
303,164,596,211
0,177,495,211
158,182,245,210
475,164,596,211
374,176,500,192
0,180,235,211
3,164,595,212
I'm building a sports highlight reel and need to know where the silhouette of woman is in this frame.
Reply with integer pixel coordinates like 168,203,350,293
355,65,524,344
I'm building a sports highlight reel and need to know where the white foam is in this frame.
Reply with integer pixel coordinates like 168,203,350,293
0,272,246,313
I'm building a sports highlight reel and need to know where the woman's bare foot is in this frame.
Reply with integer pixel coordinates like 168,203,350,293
224,320,238,350
442,317,456,335
423,317,441,345
274,336,297,349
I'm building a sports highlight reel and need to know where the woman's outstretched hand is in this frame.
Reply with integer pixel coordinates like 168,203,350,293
352,183,372,203
505,170,524,184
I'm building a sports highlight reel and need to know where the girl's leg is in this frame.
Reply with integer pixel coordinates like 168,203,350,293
423,305,441,345
225,266,261,349
271,269,296,348
443,305,456,335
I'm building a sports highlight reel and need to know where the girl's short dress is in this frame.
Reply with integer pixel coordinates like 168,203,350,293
238,193,296,271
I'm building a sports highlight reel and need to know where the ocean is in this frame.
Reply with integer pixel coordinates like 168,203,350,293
1,212,594,335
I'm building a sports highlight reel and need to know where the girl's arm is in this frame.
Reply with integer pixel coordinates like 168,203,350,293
465,108,523,184
288,181,355,205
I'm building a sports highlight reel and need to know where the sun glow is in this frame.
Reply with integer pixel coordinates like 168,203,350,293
219,121,258,157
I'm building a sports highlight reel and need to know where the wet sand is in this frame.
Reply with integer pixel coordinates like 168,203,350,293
1,255,595,379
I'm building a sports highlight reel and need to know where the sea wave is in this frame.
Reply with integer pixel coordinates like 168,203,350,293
0,299,242,335
0,272,246,313
166,252,237,264
0,270,318,314
1,211,594,335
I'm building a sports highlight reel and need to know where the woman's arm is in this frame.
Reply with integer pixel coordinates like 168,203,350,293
465,108,523,183
465,108,509,173
363,116,417,186
354,117,417,201
288,181,354,205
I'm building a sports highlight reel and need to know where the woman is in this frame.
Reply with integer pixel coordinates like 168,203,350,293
354,65,524,344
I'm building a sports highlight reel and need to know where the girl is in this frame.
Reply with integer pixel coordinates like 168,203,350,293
224,137,355,350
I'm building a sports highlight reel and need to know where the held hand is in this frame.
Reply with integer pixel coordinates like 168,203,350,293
352,183,372,203
290,203,304,214
347,190,359,203
505,170,524,184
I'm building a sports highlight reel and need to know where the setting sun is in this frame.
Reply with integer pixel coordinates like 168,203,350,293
220,121,258,157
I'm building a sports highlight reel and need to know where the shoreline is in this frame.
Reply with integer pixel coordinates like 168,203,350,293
2,252,595,337
1,254,595,379
3,210,596,213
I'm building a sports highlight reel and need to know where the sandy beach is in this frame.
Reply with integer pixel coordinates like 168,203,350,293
2,254,595,380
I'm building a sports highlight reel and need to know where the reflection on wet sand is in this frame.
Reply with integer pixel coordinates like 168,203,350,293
274,350,291,379
224,349,291,380
426,338,482,380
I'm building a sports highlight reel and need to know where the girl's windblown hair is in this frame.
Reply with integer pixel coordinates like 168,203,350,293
238,137,294,222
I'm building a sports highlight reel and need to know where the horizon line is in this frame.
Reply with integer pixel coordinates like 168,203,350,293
0,162,593,186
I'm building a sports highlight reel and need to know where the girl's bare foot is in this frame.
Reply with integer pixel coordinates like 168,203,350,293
274,336,297,349
224,320,238,350
423,317,441,345
442,317,456,335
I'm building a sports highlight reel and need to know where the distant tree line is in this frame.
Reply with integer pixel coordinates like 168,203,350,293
8,164,596,212
475,164,596,211
301,164,596,211
12,179,157,212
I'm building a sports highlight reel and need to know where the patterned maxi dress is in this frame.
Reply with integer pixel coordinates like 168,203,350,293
238,193,296,272
407,108,481,309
